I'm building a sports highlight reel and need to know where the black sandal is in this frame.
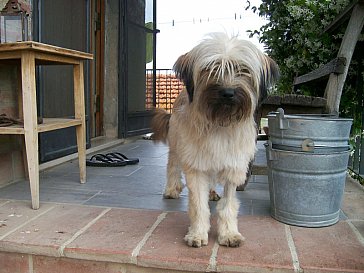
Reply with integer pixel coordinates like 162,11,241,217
106,152,139,165
86,154,127,167
0,114,17,127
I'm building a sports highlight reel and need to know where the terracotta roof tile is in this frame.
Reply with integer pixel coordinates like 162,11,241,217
146,71,184,112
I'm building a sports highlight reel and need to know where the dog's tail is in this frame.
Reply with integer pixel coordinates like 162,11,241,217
150,109,171,143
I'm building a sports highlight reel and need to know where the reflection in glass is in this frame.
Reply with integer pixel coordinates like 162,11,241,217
0,15,23,43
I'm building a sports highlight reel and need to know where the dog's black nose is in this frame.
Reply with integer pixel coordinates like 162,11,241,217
221,88,235,98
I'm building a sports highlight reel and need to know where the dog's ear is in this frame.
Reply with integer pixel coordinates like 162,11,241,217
173,53,194,103
258,55,280,105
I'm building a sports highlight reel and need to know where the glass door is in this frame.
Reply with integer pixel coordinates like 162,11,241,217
119,0,157,137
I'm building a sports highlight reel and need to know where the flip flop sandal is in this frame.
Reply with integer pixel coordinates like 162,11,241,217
0,114,15,127
0,119,14,127
106,152,139,165
86,154,127,167
0,114,26,127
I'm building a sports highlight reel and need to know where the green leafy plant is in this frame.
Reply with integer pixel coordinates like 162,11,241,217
245,0,363,135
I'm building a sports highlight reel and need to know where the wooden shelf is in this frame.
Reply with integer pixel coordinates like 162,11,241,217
0,118,82,135
38,118,82,132
0,124,24,134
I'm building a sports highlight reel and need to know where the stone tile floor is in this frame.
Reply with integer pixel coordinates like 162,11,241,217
0,140,271,215
0,138,363,273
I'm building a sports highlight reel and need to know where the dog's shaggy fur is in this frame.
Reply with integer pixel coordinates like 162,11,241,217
151,33,279,247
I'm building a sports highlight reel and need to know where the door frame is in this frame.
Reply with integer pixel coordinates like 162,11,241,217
118,0,158,138
118,0,128,138
93,0,105,137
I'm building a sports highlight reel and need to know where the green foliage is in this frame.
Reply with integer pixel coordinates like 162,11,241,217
145,22,154,64
246,0,363,135
348,168,364,186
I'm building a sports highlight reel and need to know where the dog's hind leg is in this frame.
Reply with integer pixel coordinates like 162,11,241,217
184,170,211,247
209,178,221,201
163,151,184,199
236,160,253,191
216,181,245,247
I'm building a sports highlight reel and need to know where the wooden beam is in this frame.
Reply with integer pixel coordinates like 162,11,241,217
293,57,346,86
325,2,364,114
323,0,362,34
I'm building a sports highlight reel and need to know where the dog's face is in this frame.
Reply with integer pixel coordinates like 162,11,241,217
174,33,279,126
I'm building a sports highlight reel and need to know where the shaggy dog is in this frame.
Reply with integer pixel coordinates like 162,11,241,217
151,33,279,247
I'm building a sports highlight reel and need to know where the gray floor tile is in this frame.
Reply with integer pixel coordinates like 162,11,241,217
238,188,270,201
0,138,272,215
84,191,189,212
252,199,271,208
252,206,271,216
238,205,253,215
0,181,98,204
252,175,269,183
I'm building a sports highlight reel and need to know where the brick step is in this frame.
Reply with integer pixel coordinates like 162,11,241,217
0,200,363,273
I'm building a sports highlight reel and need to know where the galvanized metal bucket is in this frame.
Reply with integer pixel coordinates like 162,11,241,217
267,108,352,153
265,108,352,227
265,142,351,227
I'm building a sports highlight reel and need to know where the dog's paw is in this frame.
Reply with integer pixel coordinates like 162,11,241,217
163,181,184,199
218,232,245,247
184,232,208,248
163,190,181,199
236,184,246,191
209,190,221,201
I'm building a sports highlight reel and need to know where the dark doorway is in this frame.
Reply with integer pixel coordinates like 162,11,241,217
33,0,91,162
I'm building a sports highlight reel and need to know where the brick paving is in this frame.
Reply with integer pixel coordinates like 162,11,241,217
0,138,363,273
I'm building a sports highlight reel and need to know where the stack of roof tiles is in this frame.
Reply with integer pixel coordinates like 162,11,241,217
145,71,184,113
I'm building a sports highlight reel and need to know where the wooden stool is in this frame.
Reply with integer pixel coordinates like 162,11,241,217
0,42,93,209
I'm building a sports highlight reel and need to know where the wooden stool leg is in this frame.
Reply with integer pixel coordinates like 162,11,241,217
21,52,40,209
24,130,39,209
74,62,86,183
17,66,29,180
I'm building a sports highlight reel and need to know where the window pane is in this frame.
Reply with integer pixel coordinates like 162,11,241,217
1,16,22,43
145,0,154,26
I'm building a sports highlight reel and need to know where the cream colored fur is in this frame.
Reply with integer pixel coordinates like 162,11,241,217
152,33,279,247
167,91,255,247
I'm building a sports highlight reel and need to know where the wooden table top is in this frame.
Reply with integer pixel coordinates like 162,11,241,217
0,41,93,60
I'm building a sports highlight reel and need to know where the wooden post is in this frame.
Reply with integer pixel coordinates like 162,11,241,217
324,2,364,114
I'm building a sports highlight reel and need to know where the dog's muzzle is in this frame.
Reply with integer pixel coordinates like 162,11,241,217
220,88,235,99
201,85,253,126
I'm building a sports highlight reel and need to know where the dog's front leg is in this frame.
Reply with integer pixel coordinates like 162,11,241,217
217,181,245,247
184,170,210,247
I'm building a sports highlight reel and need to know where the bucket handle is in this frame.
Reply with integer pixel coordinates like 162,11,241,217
269,108,288,130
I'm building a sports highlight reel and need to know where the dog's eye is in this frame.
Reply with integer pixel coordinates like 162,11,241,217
237,68,250,75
